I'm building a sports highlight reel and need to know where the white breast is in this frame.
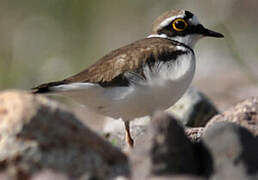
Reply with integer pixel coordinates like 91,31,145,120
50,47,195,121
108,48,196,120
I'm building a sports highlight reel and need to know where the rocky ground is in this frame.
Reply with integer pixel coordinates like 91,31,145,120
0,89,257,180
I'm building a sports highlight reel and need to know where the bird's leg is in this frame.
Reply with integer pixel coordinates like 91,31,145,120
124,121,134,148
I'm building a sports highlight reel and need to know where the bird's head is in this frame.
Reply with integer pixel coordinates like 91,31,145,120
149,10,224,48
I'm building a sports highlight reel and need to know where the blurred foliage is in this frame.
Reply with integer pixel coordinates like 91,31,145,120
221,25,258,84
0,0,257,91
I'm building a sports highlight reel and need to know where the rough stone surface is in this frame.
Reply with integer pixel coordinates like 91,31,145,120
1,91,258,180
30,170,69,180
0,172,9,180
205,97,258,136
203,122,258,179
147,175,206,180
169,87,219,127
184,127,204,143
131,112,201,179
0,90,129,180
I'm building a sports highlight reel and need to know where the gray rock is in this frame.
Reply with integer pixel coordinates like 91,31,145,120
169,87,219,127
203,122,258,179
0,90,129,180
131,112,201,179
206,96,258,136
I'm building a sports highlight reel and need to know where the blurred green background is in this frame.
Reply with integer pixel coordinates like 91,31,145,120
0,0,257,109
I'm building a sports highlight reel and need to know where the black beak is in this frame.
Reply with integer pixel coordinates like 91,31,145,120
197,25,224,38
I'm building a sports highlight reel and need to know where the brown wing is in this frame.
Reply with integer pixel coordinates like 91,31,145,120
65,38,179,82
33,38,179,93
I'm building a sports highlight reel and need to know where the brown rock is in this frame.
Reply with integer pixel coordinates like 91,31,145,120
205,97,258,136
0,90,129,180
184,127,204,143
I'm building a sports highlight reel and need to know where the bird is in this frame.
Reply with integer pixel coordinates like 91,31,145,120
32,9,224,148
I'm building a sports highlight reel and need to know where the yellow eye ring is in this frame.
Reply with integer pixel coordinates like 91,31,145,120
172,18,188,31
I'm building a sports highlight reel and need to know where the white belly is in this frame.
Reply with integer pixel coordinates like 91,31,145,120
51,51,195,121
105,77,194,120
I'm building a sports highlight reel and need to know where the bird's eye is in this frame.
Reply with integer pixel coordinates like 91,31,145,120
172,18,188,31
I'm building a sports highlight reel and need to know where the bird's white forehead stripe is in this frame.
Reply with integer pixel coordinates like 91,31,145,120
159,15,183,29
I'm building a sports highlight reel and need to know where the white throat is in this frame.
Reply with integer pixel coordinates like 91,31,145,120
172,34,202,48
148,34,202,49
